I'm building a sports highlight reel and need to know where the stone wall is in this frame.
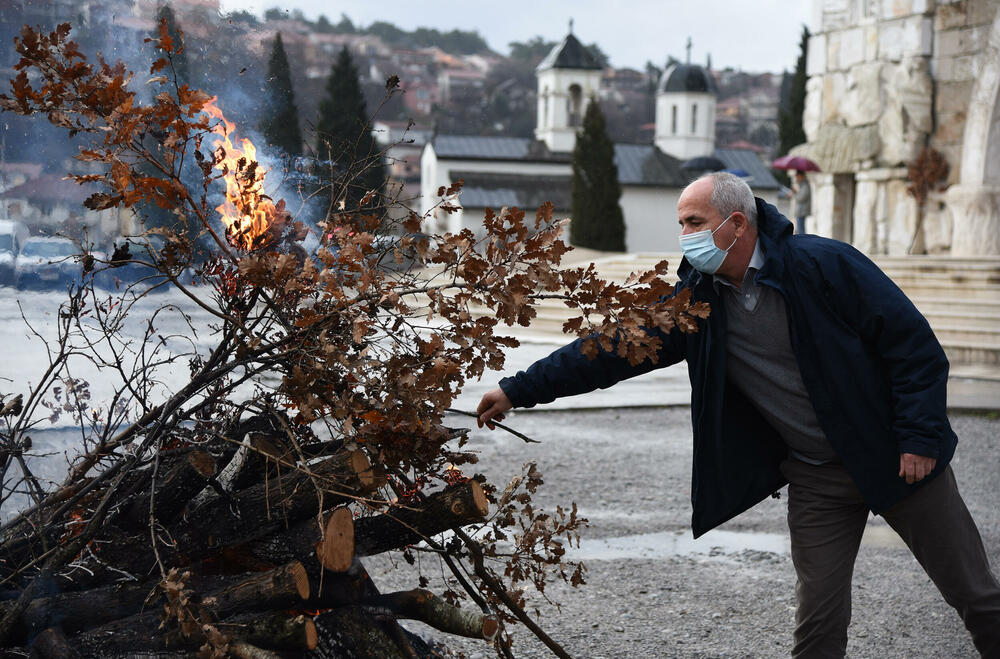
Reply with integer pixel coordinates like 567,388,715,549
803,0,1000,255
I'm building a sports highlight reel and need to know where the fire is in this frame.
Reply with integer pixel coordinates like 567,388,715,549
202,98,279,250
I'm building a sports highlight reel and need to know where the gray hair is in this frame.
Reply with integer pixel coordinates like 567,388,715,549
698,172,757,226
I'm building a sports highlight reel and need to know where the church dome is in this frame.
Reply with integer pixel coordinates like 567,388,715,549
537,33,603,71
657,63,717,94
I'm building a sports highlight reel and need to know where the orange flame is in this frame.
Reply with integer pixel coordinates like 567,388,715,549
202,98,278,250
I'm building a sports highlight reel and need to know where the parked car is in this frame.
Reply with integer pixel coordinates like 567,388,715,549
0,220,30,286
14,237,82,290
97,234,196,293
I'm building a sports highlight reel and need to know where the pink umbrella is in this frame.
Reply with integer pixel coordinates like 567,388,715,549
772,155,820,172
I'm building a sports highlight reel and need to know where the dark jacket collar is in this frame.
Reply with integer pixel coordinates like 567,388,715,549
678,197,794,291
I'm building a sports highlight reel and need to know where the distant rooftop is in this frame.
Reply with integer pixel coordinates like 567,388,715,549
431,135,571,163
658,63,718,94
537,33,603,72
453,171,571,211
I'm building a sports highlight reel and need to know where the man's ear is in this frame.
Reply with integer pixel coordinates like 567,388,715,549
731,211,749,236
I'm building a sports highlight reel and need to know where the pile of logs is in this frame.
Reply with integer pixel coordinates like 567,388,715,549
0,415,497,657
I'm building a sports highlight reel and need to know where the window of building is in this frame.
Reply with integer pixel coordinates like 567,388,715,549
542,86,549,127
671,105,678,134
691,103,698,133
568,84,582,127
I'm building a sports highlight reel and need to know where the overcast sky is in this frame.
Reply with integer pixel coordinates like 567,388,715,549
219,0,815,73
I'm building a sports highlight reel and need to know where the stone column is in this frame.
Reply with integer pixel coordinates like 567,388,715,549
946,185,1000,256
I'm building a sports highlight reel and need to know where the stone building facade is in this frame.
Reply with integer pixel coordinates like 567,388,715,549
802,0,1000,256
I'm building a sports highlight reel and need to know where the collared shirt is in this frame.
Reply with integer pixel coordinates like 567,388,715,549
713,238,765,311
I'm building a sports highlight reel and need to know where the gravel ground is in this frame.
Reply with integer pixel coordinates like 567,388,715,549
366,407,1000,658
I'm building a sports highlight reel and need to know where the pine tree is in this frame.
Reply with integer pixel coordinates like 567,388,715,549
261,33,302,157
315,47,384,210
570,99,626,252
778,25,810,157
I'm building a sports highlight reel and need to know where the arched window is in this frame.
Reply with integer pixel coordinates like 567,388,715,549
671,105,678,135
691,103,698,133
568,84,583,127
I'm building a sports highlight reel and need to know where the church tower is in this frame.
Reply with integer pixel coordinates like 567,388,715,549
535,25,604,153
654,41,717,159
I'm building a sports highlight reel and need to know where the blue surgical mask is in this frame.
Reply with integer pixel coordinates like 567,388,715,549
678,215,738,274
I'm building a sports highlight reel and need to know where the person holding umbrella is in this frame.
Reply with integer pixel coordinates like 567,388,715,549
791,170,811,234
773,155,819,234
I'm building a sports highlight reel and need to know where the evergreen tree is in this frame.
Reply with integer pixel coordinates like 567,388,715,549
570,99,626,252
315,47,384,209
778,25,810,157
155,4,190,87
261,33,302,157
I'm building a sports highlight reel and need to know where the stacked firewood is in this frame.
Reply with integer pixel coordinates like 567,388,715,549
0,413,497,658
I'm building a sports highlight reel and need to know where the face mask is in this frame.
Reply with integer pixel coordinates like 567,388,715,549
678,215,738,274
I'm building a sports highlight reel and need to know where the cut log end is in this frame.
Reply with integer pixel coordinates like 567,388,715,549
187,448,217,478
304,617,318,650
350,449,376,490
468,480,489,518
315,506,355,573
291,561,311,601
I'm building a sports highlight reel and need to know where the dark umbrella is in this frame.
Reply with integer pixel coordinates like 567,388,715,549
772,155,820,172
681,155,727,171
723,168,750,177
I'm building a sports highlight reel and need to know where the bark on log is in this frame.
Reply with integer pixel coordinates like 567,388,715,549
29,627,80,659
170,450,372,562
10,561,308,642
355,480,488,556
18,578,159,640
218,613,317,651
119,449,216,529
243,505,355,571
307,607,411,659
226,641,282,659
364,588,499,641
198,560,310,622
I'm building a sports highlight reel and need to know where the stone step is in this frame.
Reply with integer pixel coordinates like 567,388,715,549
894,281,1000,301
911,297,1000,315
932,324,1000,345
922,309,1000,329
942,341,1000,366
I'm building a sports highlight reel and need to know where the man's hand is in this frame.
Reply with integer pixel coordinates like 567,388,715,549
477,388,512,430
899,453,936,484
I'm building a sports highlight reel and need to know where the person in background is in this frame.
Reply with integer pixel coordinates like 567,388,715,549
792,170,811,234
476,172,1000,658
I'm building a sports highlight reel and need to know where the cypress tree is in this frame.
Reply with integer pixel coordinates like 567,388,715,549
570,99,626,252
261,33,302,157
155,4,190,87
778,25,810,157
316,47,384,209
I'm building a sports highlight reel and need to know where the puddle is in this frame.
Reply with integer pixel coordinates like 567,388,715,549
567,519,907,561
567,529,790,561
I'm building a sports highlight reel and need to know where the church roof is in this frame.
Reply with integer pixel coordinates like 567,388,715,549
713,148,780,189
431,135,571,162
537,33,603,71
428,136,780,200
657,63,718,94
614,144,688,187
452,171,572,210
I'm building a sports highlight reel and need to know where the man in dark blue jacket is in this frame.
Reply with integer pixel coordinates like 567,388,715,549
477,173,1000,657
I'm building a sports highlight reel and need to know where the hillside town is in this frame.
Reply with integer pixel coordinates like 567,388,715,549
0,0,787,249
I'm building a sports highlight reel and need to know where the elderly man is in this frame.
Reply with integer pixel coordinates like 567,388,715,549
476,172,1000,657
